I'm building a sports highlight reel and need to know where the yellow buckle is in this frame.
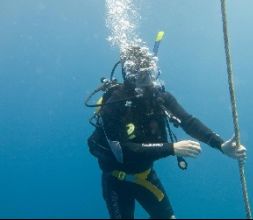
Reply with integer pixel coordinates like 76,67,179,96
117,171,126,181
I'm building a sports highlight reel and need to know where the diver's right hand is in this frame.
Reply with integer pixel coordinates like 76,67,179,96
173,140,201,158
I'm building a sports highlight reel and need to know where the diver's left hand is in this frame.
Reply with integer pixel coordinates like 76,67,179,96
221,135,247,163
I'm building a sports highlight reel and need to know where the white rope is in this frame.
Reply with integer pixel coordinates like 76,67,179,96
220,0,252,218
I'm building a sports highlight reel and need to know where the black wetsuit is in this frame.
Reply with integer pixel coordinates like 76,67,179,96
88,85,224,219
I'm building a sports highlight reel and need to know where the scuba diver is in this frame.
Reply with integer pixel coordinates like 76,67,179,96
86,44,247,219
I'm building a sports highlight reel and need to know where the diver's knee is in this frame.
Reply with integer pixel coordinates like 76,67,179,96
170,215,176,219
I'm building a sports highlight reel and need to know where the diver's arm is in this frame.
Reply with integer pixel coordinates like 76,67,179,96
122,142,174,161
162,91,224,151
102,93,201,162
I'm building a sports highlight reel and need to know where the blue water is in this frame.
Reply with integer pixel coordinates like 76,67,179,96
0,0,252,218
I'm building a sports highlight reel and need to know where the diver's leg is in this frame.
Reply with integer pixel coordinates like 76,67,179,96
135,169,175,219
102,172,135,219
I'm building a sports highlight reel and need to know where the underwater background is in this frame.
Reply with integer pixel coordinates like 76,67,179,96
0,0,252,218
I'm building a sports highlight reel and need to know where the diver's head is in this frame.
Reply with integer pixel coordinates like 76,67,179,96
120,46,161,93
